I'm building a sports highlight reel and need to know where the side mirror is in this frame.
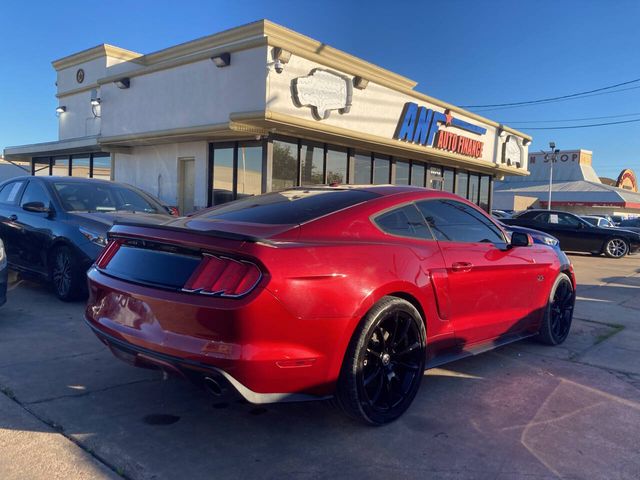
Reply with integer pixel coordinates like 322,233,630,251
22,201,51,214
510,231,532,247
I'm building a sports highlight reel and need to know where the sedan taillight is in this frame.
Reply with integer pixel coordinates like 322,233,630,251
182,254,262,297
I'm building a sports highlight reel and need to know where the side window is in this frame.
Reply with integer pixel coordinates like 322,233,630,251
0,181,25,205
20,182,51,207
417,199,504,243
557,213,581,227
532,213,550,223
374,204,433,240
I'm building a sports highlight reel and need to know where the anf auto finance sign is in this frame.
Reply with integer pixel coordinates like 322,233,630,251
394,102,487,158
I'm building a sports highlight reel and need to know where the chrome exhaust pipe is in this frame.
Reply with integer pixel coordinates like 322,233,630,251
203,376,225,397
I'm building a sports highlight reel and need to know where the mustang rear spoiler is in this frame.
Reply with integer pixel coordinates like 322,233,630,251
110,220,268,244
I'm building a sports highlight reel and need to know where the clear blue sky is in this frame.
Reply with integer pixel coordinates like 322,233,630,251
2,0,639,178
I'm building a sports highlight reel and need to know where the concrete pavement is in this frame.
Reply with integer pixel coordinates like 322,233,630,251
0,254,639,479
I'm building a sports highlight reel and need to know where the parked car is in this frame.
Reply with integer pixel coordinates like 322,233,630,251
491,209,512,219
85,186,575,425
0,237,6,306
0,176,173,300
503,209,640,258
581,215,614,228
617,218,640,234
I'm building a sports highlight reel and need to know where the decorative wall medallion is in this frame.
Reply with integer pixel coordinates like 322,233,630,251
76,68,85,84
292,69,352,120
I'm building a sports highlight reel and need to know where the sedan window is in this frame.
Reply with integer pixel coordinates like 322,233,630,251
20,182,51,207
0,181,26,205
53,182,160,214
417,199,504,243
374,204,432,240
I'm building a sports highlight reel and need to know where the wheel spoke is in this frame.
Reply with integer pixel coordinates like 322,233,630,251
396,341,420,357
364,366,382,387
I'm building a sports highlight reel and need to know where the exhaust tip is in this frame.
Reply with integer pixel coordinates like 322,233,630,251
203,376,225,397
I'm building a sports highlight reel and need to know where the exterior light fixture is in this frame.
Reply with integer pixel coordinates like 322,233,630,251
90,89,101,106
353,76,369,90
272,47,292,64
211,53,231,67
114,77,130,89
498,128,507,138
55,106,67,114
522,138,531,146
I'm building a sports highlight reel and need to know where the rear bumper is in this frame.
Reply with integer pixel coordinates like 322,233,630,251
86,320,330,404
85,267,347,400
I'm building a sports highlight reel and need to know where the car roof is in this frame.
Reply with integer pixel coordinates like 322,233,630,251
33,176,116,185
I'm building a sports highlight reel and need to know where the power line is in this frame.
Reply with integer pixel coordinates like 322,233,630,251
524,118,640,130
471,85,640,113
501,111,640,124
460,77,640,108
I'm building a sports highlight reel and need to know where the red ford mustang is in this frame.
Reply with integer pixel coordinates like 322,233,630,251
85,186,575,425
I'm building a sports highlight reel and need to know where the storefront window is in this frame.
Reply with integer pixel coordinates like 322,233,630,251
468,174,480,204
71,156,90,177
92,154,112,180
373,155,390,184
236,143,262,199
395,160,410,185
443,169,454,193
52,156,69,176
411,163,425,187
33,157,50,176
326,148,347,184
428,166,443,190
212,146,234,205
479,176,491,212
272,140,298,191
353,153,372,184
300,143,324,184
456,171,468,198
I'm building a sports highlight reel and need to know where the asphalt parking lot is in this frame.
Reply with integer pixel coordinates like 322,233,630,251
1,254,639,480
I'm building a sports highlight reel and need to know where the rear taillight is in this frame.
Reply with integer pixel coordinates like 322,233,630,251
96,240,122,269
182,254,262,297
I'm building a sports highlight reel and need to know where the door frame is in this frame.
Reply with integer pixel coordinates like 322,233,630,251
177,157,195,214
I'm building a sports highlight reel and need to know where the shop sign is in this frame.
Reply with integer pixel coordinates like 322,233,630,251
292,69,352,120
616,169,638,192
394,102,486,158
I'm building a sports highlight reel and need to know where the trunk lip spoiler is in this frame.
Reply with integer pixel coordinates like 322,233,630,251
109,220,272,244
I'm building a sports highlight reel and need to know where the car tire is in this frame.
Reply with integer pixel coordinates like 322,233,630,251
49,245,86,302
537,273,574,346
603,238,628,258
336,296,426,425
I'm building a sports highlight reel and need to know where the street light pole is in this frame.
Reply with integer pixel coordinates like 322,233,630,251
547,142,558,210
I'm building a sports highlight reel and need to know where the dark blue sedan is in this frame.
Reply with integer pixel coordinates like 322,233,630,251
0,176,173,301
0,238,6,306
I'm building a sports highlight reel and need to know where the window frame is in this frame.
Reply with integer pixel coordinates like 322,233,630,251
370,201,434,241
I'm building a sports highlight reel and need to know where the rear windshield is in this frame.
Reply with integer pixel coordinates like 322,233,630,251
198,189,379,224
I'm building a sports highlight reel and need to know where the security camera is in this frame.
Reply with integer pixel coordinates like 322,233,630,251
274,59,284,74
549,141,556,150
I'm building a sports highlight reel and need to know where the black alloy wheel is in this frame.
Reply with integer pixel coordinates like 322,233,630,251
537,273,574,345
336,296,426,425
50,245,85,301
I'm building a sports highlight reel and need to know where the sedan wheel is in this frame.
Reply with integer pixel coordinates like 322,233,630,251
50,246,86,301
336,296,426,425
537,273,574,345
604,238,628,258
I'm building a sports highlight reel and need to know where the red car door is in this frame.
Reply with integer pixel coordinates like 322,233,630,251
417,198,550,347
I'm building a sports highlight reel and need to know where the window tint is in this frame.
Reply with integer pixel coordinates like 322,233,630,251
199,188,379,225
417,199,504,243
53,182,160,213
0,181,25,205
374,204,432,240
20,181,50,207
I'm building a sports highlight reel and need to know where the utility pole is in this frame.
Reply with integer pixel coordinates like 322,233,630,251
547,142,559,210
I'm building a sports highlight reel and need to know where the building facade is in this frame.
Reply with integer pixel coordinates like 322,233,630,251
495,149,640,217
4,20,531,214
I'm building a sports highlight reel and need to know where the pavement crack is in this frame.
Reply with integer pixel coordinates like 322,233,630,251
0,386,133,480
25,378,156,406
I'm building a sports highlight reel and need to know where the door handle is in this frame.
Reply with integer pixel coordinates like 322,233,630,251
451,262,473,273
9,214,17,221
